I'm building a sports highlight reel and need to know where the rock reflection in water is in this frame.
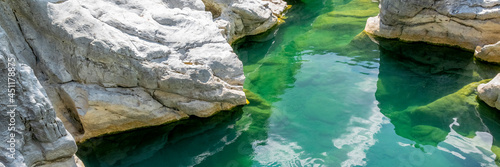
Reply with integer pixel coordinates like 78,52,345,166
375,38,500,165
77,107,245,167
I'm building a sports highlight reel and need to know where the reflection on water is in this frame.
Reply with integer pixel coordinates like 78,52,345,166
77,106,245,167
375,37,500,165
78,0,500,166
332,101,389,167
78,90,273,167
376,39,495,111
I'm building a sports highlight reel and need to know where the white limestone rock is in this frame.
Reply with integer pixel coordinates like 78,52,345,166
478,73,500,110
365,0,500,63
0,0,285,165
58,83,190,142
0,19,79,167
205,0,288,44
475,41,500,63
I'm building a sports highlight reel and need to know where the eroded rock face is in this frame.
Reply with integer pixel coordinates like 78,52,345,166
0,0,285,144
478,74,500,110
1,0,250,143
1,0,283,165
204,0,288,44
365,0,500,63
0,6,78,166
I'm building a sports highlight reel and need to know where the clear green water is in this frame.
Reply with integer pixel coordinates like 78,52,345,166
78,0,500,166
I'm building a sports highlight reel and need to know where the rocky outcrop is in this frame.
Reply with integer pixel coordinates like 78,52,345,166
1,0,285,144
1,0,284,164
2,0,246,143
204,0,288,44
478,74,500,110
0,5,79,166
0,0,284,166
475,41,500,63
364,0,500,63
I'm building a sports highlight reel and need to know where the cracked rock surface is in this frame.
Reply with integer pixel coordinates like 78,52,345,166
2,0,255,143
364,0,500,63
0,2,79,166
0,0,284,164
204,0,288,44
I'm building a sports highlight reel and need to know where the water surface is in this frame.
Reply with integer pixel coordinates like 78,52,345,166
78,0,500,166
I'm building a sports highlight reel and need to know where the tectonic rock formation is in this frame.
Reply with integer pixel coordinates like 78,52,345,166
364,0,500,63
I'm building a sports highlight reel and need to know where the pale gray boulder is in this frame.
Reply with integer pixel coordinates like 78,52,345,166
478,73,500,110
475,41,500,63
0,16,79,167
205,0,288,44
365,0,500,63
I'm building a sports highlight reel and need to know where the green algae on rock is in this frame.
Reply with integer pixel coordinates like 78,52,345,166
294,0,379,51
380,79,500,165
374,37,500,165
396,79,500,165
387,80,490,146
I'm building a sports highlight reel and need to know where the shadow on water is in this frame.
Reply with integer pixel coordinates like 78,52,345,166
374,37,500,165
376,39,483,111
77,107,245,167
77,90,273,167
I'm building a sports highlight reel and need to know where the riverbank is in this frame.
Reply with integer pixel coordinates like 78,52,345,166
80,0,500,166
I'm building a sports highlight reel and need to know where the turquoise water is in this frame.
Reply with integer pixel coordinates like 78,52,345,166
78,0,500,166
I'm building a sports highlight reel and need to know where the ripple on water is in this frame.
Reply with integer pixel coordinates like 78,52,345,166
78,0,500,166
332,101,390,167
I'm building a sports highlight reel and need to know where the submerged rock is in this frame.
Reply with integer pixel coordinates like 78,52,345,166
391,80,489,145
365,0,500,63
381,79,500,165
295,0,379,51
375,39,500,164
